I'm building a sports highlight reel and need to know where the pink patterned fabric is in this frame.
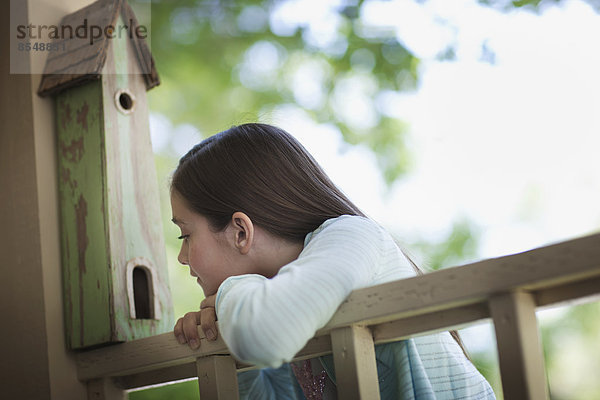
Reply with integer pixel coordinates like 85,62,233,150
291,359,328,400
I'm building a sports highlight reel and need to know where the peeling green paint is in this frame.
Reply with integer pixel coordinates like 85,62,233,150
56,15,173,350
57,82,112,348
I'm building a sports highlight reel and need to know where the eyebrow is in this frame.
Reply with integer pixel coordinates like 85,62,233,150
171,217,185,225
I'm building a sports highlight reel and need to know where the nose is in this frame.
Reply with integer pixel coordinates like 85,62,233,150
177,244,188,266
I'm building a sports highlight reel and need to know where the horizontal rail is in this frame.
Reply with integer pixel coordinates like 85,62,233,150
78,232,600,390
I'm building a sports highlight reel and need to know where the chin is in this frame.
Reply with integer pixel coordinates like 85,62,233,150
197,280,214,296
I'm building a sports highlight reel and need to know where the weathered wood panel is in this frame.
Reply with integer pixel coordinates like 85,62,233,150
38,0,159,97
87,378,125,400
489,291,548,399
331,325,380,400
196,356,240,399
321,232,600,331
102,14,173,343
57,81,113,348
56,13,172,350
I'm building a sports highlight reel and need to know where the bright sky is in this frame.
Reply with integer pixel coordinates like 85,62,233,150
267,0,600,262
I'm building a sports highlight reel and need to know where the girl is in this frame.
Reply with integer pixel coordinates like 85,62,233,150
171,123,495,399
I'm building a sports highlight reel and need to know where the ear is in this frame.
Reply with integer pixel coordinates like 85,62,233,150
230,212,254,255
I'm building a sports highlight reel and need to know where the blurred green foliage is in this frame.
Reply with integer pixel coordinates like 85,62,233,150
540,301,600,400
405,218,481,271
478,0,600,13
129,380,199,400
147,0,418,184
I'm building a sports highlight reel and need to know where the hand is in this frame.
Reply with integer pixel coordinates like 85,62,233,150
173,294,218,350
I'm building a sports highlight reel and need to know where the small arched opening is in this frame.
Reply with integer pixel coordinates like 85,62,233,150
132,266,153,319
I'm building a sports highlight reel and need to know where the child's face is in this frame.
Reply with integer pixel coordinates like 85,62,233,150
170,192,248,296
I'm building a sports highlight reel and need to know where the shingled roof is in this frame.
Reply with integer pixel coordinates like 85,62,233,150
38,0,159,97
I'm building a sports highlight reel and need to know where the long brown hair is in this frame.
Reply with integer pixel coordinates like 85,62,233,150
171,123,470,359
171,123,365,240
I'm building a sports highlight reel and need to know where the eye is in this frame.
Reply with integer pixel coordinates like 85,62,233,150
178,234,190,241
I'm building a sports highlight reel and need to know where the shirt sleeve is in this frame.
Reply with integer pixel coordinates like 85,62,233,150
215,215,387,368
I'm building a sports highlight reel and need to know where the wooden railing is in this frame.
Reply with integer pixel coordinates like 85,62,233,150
80,233,600,399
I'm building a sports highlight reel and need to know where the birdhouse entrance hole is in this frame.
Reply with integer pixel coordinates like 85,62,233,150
132,266,152,319
115,89,135,114
126,257,160,320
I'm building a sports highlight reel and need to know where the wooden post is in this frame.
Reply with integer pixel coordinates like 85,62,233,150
489,291,548,400
1,0,89,397
196,356,240,399
331,325,380,400
87,378,125,400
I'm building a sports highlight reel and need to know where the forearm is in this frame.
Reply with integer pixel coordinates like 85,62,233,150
216,272,351,367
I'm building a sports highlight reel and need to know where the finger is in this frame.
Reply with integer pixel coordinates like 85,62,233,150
173,317,186,344
182,311,202,349
200,294,216,310
200,307,218,341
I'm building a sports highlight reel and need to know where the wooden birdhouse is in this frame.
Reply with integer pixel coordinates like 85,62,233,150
38,0,173,349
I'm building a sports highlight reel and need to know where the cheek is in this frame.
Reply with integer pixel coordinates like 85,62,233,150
186,242,216,276
186,245,202,271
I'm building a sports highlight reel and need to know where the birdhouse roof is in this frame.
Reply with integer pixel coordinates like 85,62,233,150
38,0,159,97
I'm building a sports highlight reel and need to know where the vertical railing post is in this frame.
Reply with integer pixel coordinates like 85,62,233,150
87,378,125,400
489,291,548,399
331,325,380,400
196,355,239,399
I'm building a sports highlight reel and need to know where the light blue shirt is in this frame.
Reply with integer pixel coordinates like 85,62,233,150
216,216,496,399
